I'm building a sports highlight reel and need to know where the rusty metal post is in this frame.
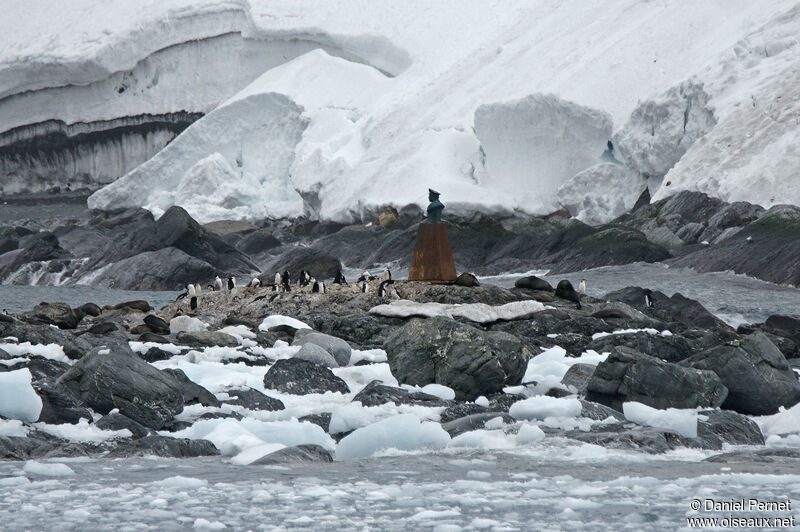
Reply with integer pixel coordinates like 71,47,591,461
408,223,457,282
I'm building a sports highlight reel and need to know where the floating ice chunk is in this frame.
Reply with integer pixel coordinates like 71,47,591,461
172,418,335,452
23,460,74,477
449,429,515,450
230,443,286,466
0,342,68,363
169,316,208,334
35,418,131,442
258,315,311,332
193,518,227,530
475,396,489,407
0,419,28,437
623,401,698,438
420,384,456,401
0,368,42,422
329,402,375,435
336,414,450,460
758,403,800,438
516,423,546,444
152,476,208,489
509,396,582,421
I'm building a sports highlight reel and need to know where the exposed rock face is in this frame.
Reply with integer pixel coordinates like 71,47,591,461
221,388,285,411
384,317,531,400
95,412,151,439
22,302,80,329
352,380,449,408
106,436,219,458
585,346,728,411
682,332,800,415
293,331,352,367
251,444,333,465
0,320,92,359
293,342,339,368
57,348,184,429
262,358,349,395
160,368,220,407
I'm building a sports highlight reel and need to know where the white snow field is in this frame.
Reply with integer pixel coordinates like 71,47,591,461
2,1,798,223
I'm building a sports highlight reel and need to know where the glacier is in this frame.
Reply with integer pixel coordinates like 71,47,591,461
3,0,800,222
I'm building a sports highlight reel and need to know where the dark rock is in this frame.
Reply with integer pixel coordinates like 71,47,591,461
514,275,553,292
697,409,764,446
560,363,596,393
299,413,332,431
251,444,333,465
441,413,515,437
222,387,285,411
603,286,731,331
0,321,92,359
544,387,573,398
0,432,61,460
94,248,217,291
236,228,281,256
587,331,693,363
631,187,650,212
455,272,480,287
87,321,119,335
585,346,728,411
138,332,170,344
12,358,93,424
578,399,622,421
439,403,491,423
223,315,259,329
26,302,80,329
263,358,349,395
487,393,526,412
161,368,221,407
292,331,352,367
294,342,339,368
384,317,531,401
176,330,238,348
548,226,670,273
353,380,450,408
566,425,691,454
705,448,800,464
682,332,800,415
106,436,219,458
95,412,151,439
144,314,170,334
140,346,177,363
57,347,184,429
263,246,342,280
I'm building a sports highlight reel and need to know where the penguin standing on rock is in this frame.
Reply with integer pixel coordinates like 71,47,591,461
578,279,586,294
555,280,582,310
360,282,369,293
194,284,203,295
312,279,320,293
248,278,261,288
378,279,395,298
333,269,347,285
282,271,291,292
187,284,198,311
383,267,391,281
227,276,236,290
214,276,224,292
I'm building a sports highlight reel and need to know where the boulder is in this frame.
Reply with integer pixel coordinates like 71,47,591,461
439,403,491,423
352,380,450,408
384,317,530,401
455,272,480,287
251,444,333,465
86,322,119,335
9,358,92,424
441,413,515,437
262,358,349,395
24,302,80,329
160,368,220,407
95,412,151,439
682,332,800,415
106,436,219,458
176,330,238,348
235,229,281,256
57,348,184,429
587,331,693,363
222,388,285,411
697,409,764,447
293,342,339,368
92,247,216,291
560,363,596,393
0,321,92,360
293,331,352,367
585,346,728,411
138,332,170,344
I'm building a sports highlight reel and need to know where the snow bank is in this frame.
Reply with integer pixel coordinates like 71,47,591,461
0,342,69,363
557,163,651,225
369,299,548,324
0,369,42,422
258,315,311,332
509,397,583,421
35,418,132,443
623,401,698,438
336,414,450,460
475,94,612,214
169,316,208,334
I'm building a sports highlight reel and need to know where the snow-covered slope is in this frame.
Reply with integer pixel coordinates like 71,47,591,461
4,0,799,222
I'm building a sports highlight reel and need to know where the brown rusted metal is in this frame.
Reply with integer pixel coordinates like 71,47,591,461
408,223,457,282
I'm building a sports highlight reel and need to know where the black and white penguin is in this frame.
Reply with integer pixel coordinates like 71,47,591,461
194,284,203,294
187,284,197,297
333,269,347,285
383,267,391,281
304,271,311,284
312,280,320,293
227,276,236,290
275,272,282,286
360,282,369,293
555,280,582,310
214,276,224,292
190,296,198,310
282,270,291,292
378,279,394,297
248,278,261,288
579,279,586,294
643,289,654,308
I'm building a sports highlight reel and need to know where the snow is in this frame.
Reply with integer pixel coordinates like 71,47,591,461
591,328,666,340
0,0,783,223
0,419,29,438
420,384,456,401
257,315,311,332
23,461,74,477
169,316,208,334
757,403,800,440
0,342,69,363
623,401,698,439
509,397,583,421
449,430,515,451
332,363,398,392
34,419,132,443
369,299,548,324
521,346,607,391
336,414,451,460
0,368,42,422
348,348,388,366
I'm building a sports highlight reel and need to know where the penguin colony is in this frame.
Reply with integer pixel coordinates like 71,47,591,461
179,266,397,312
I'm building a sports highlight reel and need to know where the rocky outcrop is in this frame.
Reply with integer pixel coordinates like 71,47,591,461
262,358,349,395
384,317,530,400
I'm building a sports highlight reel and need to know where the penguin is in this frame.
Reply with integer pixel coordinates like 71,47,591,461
383,267,391,281
746,236,753,243
187,284,197,297
333,269,347,285
312,280,320,293
248,278,261,288
578,279,586,294
320,281,326,294
643,289,654,308
360,282,369,293
275,272,282,286
378,279,394,297
194,284,203,294
227,276,236,290
555,280,582,310
190,296,198,311
304,271,311,284
214,276,224,292
282,270,291,292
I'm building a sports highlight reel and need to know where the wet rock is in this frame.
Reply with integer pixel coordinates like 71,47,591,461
144,314,170,334
176,330,238,348
704,448,800,464
94,248,217,291
86,321,119,335
455,272,480,287
293,342,338,368
95,412,151,439
111,300,153,313
161,368,220,407
262,246,342,280
566,425,692,454
138,332,170,344
603,286,731,331
263,358,349,395
441,413,515,437
439,403,490,424
0,432,61,460
299,413,332,432
560,364,596,393
235,228,281,256
682,332,800,415
352,380,450,408
293,331,352,367
222,387,284,411
587,331,692,363
578,399,622,421
24,302,80,329
384,317,530,401
12,358,93,424
585,346,728,411
697,409,764,447
106,436,219,458
251,444,333,465
57,347,184,429
77,303,102,317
